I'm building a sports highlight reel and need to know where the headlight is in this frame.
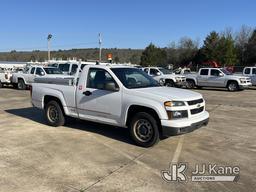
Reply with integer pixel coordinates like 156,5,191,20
164,101,185,107
167,110,188,119
239,78,247,83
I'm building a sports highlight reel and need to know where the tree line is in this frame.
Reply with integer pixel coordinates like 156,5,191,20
0,25,255,68
141,26,256,68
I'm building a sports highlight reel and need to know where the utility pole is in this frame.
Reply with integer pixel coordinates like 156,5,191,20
99,33,102,63
47,34,52,61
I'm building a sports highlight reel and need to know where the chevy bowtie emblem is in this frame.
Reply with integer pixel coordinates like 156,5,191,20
197,104,201,108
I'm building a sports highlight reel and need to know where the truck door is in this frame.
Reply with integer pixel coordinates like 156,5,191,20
197,69,209,86
208,69,225,87
27,67,36,84
76,67,122,125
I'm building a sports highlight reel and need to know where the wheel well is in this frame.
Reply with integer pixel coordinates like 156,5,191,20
226,80,238,87
126,105,162,133
44,95,64,112
18,78,25,82
186,78,195,83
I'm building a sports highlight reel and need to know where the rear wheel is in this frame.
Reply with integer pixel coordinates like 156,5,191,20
17,79,26,90
0,81,2,88
129,112,160,147
227,81,239,91
45,100,65,127
186,80,195,89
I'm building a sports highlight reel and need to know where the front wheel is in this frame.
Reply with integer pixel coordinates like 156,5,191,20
17,79,26,90
227,81,239,91
0,82,2,88
45,100,65,127
186,80,195,89
129,112,160,147
165,80,175,87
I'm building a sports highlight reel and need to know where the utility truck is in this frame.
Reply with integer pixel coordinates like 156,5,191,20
31,65,209,147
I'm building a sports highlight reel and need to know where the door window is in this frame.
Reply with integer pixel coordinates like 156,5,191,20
244,68,251,75
87,68,118,90
58,64,70,72
252,68,256,75
30,67,35,74
71,64,78,75
200,69,209,76
36,68,45,76
149,68,159,76
210,69,221,76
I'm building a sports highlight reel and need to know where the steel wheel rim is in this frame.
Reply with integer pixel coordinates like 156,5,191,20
229,83,236,91
47,105,59,123
134,119,153,143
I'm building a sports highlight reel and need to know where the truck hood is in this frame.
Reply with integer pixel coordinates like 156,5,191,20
132,87,202,101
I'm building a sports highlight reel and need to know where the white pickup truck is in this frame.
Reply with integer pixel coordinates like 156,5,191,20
31,65,209,147
12,66,66,90
143,67,186,87
243,67,256,86
185,68,252,91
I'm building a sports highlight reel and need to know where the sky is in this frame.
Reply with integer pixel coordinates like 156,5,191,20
0,0,255,51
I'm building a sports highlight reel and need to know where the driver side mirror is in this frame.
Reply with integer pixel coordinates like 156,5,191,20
156,72,161,76
105,82,119,92
40,71,45,76
219,73,224,77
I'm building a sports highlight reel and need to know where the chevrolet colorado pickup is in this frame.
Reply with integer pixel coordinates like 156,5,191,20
31,65,209,147
185,68,252,91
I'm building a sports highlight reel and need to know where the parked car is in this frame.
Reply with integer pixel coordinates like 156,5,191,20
0,70,12,88
185,68,252,91
12,66,66,90
143,67,186,87
31,65,209,147
242,67,256,86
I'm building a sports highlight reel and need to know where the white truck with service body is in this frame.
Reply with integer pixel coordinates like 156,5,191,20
242,67,256,86
185,68,252,91
12,66,67,90
31,65,209,147
143,67,186,87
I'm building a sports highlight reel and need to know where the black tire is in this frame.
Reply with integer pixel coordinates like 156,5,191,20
0,81,2,88
186,80,195,89
165,80,175,87
129,112,160,147
17,79,26,90
45,100,65,127
227,81,239,91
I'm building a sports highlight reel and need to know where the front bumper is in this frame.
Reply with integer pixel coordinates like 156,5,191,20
239,83,252,89
161,111,209,137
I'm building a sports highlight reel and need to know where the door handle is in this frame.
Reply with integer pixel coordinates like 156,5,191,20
83,91,92,96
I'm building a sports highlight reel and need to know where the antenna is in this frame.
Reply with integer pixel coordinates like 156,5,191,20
99,33,102,63
47,34,53,61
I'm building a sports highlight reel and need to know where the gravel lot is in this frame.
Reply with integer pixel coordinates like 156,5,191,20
0,87,255,192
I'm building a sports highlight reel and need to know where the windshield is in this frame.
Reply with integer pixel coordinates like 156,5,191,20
44,68,63,74
111,68,159,89
220,68,233,75
158,68,173,74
